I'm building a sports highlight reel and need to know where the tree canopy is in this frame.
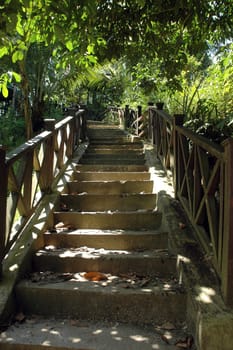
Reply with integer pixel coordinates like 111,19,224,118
0,0,233,139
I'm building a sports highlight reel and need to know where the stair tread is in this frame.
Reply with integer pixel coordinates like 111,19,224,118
35,247,172,259
12,123,188,334
76,164,149,171
54,209,159,213
45,228,166,235
0,317,189,350
18,273,184,294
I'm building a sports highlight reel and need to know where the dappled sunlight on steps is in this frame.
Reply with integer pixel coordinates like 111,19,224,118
0,121,192,350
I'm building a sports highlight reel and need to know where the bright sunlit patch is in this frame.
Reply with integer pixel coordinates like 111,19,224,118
113,336,122,341
9,264,18,272
111,330,118,335
93,329,103,335
71,338,81,343
196,286,216,304
141,288,152,293
32,232,38,239
42,341,51,346
130,334,149,342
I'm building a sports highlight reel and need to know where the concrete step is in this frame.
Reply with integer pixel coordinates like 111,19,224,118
79,158,146,165
72,171,151,181
59,193,157,211
33,247,176,277
87,128,126,137
0,317,191,350
53,210,162,230
75,163,149,172
67,180,155,195
43,229,168,250
89,137,142,144
82,152,145,159
15,277,186,324
87,143,144,150
85,148,144,155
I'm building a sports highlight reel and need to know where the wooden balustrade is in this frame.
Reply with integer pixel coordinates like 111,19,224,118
0,110,86,277
149,106,233,306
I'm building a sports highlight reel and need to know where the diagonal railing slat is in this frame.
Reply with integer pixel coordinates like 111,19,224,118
0,110,86,277
149,106,233,306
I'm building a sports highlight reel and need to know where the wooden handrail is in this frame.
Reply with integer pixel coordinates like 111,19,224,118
0,110,87,274
149,106,233,306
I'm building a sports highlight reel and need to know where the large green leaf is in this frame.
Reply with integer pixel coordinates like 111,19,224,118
2,84,8,98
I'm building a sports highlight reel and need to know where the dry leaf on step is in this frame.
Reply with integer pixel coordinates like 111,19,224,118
161,321,176,330
175,335,194,348
83,271,108,281
161,334,170,344
179,222,186,229
15,312,26,323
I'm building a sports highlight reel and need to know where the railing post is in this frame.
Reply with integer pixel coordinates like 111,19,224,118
43,119,56,192
147,103,154,142
173,114,185,198
124,105,130,129
221,138,233,306
0,147,7,278
80,111,87,142
137,105,142,136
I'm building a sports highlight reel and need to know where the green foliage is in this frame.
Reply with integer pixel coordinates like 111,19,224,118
0,110,25,149
0,0,233,141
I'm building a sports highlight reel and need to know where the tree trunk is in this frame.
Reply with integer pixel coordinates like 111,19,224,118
19,60,33,140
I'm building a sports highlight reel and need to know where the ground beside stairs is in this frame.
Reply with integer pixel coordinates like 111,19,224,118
0,121,196,349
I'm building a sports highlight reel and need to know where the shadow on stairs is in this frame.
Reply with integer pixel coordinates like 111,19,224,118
0,121,196,350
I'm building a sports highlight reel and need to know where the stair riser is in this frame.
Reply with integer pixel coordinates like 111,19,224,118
43,232,168,250
81,155,145,162
53,211,162,230
89,137,141,143
76,164,149,172
72,172,150,181
85,149,144,155
79,158,145,165
33,255,176,277
16,285,186,325
68,181,154,195
87,144,144,150
60,194,157,211
0,345,72,350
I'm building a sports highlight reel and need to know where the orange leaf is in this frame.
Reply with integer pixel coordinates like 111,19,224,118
83,271,108,281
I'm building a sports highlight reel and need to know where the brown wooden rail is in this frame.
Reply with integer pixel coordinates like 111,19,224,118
0,109,86,276
149,106,233,306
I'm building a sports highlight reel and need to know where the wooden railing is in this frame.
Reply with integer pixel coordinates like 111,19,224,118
149,106,233,306
0,109,87,275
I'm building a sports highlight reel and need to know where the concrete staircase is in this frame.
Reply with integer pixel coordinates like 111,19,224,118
0,122,188,349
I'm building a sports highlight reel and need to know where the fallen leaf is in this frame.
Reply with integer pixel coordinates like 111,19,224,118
83,271,108,281
179,222,186,229
186,335,194,348
15,312,26,323
139,278,151,287
175,341,188,348
175,336,194,349
55,222,74,231
161,334,170,344
55,221,66,228
161,321,176,330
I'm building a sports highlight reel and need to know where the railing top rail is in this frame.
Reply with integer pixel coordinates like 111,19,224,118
149,107,173,124
55,116,74,130
175,124,225,159
75,108,85,116
6,130,51,165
